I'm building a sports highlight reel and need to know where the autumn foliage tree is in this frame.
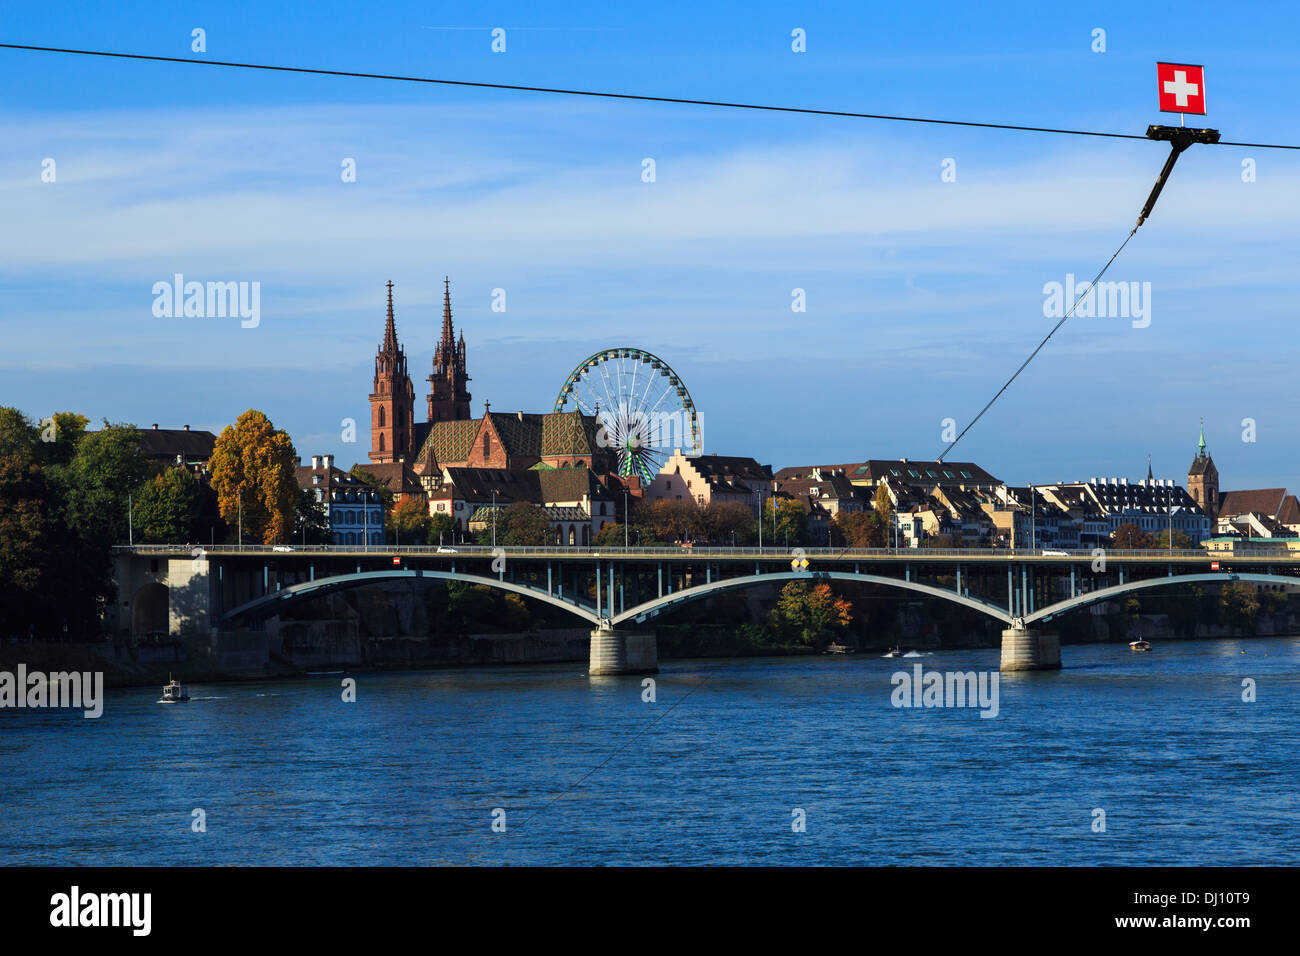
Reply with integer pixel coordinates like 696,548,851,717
210,409,298,544
767,580,853,648
389,497,433,544
1111,522,1156,549
833,509,887,548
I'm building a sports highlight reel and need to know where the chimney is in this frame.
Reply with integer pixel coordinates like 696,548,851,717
517,410,524,421
312,455,321,469
151,423,159,430
183,424,190,431
323,454,334,471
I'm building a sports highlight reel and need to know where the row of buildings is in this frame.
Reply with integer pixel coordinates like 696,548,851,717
131,282,1299,549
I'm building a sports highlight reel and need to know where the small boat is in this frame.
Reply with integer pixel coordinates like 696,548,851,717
159,675,190,703
884,647,904,658
1129,640,1152,652
826,643,854,655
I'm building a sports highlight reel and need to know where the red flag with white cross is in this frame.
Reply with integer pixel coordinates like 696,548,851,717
1157,62,1207,115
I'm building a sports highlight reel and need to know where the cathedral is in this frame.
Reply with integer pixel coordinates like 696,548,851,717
361,280,617,508
368,277,470,467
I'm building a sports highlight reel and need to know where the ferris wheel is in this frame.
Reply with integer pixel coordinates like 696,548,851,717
553,348,702,483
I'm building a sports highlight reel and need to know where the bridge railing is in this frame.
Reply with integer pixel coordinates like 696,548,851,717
110,543,1284,562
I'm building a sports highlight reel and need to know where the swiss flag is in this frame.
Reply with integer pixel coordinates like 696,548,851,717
1157,62,1207,115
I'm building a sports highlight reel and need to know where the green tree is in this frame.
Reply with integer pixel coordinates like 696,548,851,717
133,468,200,543
293,488,333,545
478,502,552,546
1220,581,1260,626
210,410,298,544
62,422,150,546
593,521,628,547
428,511,456,545
762,496,809,546
1154,529,1195,550
0,412,57,636
349,465,398,524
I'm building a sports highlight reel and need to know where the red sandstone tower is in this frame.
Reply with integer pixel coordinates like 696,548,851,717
427,277,472,423
368,281,416,463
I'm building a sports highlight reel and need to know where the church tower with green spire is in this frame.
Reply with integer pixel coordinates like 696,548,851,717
1187,419,1219,521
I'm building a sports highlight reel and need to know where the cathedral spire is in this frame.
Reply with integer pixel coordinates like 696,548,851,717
441,275,454,350
1197,418,1207,458
427,277,472,422
1147,454,1153,482
382,280,399,352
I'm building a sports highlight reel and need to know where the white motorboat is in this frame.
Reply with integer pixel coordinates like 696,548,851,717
159,675,190,703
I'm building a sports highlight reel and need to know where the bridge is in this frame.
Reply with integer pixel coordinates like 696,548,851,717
111,544,1300,675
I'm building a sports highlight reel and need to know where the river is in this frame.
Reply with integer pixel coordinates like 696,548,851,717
2,637,1296,865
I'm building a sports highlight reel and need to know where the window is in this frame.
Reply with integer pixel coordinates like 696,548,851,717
379,434,385,451
483,433,492,457
378,406,386,427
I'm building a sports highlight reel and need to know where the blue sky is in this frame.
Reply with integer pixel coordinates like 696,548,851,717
2,1,1298,488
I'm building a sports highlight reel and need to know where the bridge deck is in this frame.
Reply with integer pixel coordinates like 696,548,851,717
115,544,1297,566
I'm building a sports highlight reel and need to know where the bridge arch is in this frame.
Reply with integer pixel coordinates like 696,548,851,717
611,571,1013,628
1025,572,1300,625
219,569,600,626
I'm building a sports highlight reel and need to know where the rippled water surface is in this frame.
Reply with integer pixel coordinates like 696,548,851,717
2,637,1297,865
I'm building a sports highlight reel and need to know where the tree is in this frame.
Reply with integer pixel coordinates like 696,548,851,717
634,499,699,543
0,412,57,636
768,581,853,648
699,500,757,545
593,522,628,547
62,422,150,546
293,488,333,545
428,511,456,544
1220,581,1260,625
133,468,200,543
833,509,886,548
874,483,894,528
350,465,397,524
0,410,145,639
1111,523,1156,549
762,496,808,546
210,410,298,544
389,496,433,545
1154,529,1195,550
481,502,552,546
31,412,88,467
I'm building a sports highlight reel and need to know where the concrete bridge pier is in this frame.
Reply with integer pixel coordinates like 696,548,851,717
1000,626,1061,671
589,625,658,677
